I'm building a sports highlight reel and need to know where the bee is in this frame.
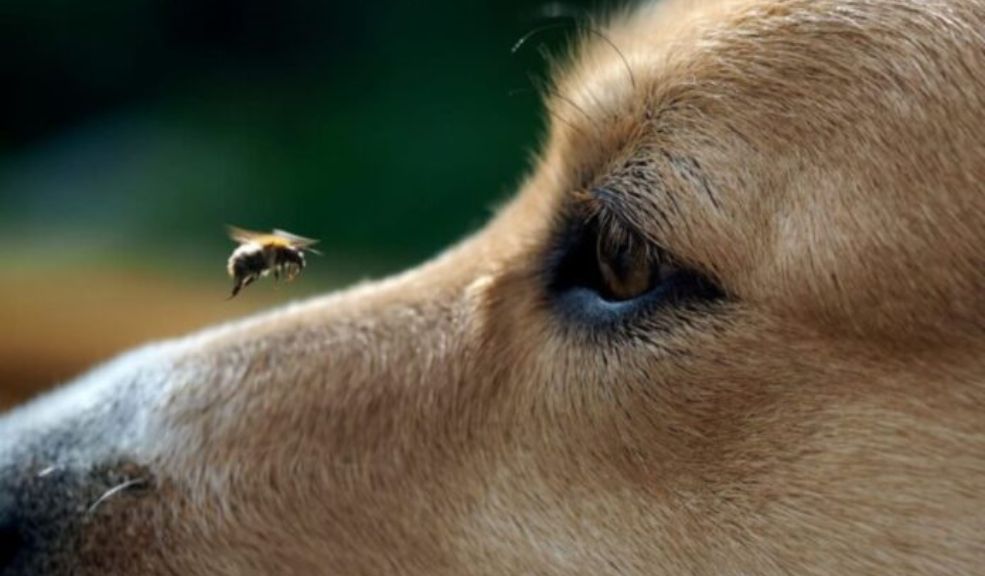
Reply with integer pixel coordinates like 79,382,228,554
226,226,321,298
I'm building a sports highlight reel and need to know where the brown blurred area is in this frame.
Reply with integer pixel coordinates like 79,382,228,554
0,266,284,410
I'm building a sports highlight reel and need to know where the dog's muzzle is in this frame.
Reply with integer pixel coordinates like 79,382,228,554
0,348,165,576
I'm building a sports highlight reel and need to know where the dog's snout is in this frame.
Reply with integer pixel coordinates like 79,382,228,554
0,371,161,575
0,465,73,576
0,459,153,576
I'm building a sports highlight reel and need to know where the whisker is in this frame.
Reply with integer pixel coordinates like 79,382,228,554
511,17,637,90
582,26,637,90
86,478,148,515
524,72,588,138
511,22,571,53
36,465,60,478
527,43,601,132
547,88,600,132
545,108,588,138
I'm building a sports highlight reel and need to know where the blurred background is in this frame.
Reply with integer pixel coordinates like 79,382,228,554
0,0,598,409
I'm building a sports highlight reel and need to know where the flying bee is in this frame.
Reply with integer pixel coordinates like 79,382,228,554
226,226,321,298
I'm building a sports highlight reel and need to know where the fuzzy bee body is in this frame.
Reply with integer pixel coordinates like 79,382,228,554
226,227,319,298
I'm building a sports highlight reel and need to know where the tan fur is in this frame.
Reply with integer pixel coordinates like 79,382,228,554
8,1,985,574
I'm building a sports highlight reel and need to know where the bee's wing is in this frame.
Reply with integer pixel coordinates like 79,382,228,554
272,229,321,252
227,225,269,244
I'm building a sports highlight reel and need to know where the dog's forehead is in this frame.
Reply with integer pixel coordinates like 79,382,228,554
550,0,982,157
553,0,734,110
542,0,985,222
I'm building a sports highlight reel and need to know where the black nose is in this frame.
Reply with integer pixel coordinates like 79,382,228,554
0,517,19,573
0,425,109,576
0,351,161,575
0,495,26,575
0,464,93,576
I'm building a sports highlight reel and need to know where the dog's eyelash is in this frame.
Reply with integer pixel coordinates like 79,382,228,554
594,209,668,265
575,187,726,293
573,188,672,267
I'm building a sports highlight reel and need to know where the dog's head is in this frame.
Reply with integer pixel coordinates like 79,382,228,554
3,0,985,573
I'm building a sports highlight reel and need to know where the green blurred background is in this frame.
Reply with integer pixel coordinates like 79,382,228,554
0,0,598,407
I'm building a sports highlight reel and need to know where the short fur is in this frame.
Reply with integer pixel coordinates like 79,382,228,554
1,0,984,574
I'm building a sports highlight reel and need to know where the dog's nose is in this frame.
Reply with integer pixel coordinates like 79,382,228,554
0,416,78,576
0,397,160,574
0,466,66,576
0,442,132,576
0,506,22,574
0,343,172,574
0,412,131,575
0,463,107,576
0,481,32,576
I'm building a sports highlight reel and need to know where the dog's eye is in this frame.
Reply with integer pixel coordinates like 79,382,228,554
548,212,723,325
594,223,673,301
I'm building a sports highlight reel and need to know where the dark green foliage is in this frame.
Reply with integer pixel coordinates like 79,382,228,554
0,0,598,274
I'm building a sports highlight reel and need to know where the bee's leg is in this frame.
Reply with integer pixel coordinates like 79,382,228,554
229,277,245,299
229,274,259,299
273,267,281,282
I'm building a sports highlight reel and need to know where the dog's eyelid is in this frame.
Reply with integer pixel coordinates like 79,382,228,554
581,187,645,233
578,186,671,257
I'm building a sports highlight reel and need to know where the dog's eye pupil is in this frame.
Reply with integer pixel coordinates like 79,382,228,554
595,231,665,301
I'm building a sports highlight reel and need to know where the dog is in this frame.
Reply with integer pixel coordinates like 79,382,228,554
2,0,984,573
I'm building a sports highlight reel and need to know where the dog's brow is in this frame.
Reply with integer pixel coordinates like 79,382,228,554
663,152,721,211
580,149,723,246
584,184,669,244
